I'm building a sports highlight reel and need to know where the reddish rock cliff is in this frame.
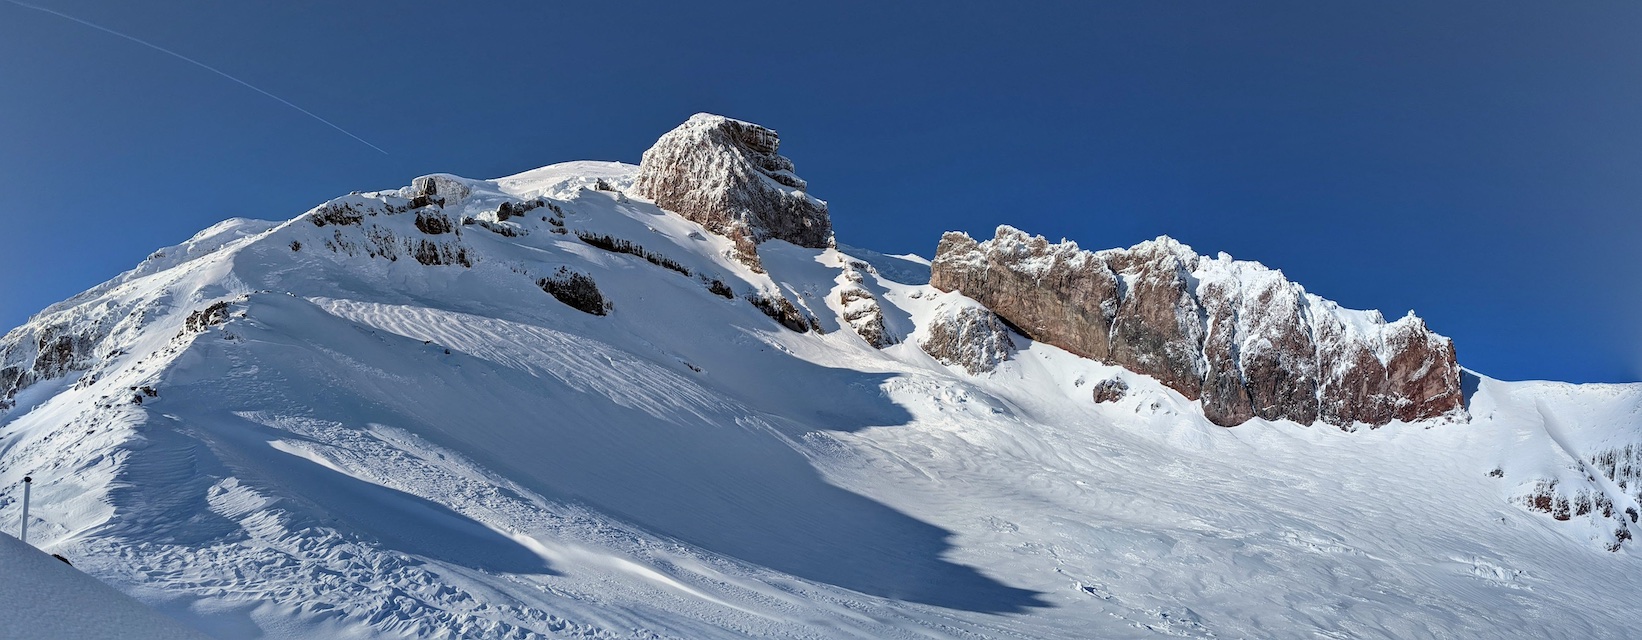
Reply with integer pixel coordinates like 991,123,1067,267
931,226,1464,428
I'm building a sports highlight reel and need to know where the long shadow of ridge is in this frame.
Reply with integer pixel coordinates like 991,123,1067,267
207,294,1048,613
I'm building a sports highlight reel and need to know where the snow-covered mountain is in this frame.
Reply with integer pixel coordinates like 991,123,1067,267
2,114,1640,639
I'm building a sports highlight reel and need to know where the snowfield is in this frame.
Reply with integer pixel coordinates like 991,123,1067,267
0,532,211,639
1,161,1639,639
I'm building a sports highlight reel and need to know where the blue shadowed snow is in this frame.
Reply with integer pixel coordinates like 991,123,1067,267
158,292,1044,612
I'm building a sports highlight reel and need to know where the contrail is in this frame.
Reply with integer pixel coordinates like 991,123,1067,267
5,0,388,155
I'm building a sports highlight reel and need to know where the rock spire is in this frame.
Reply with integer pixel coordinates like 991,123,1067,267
631,114,833,271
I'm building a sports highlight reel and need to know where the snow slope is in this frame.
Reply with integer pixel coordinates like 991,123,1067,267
0,533,211,639
0,161,1639,639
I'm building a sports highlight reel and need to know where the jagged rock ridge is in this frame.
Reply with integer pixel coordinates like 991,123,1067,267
930,226,1464,428
631,114,833,271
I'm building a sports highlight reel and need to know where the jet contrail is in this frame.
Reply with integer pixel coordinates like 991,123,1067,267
5,0,389,155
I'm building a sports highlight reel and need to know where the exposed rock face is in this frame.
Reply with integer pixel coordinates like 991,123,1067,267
1199,279,1255,425
407,174,472,207
930,232,1118,361
414,211,454,235
931,226,1464,428
920,299,1015,375
1090,378,1129,404
747,292,816,333
837,262,898,348
1105,241,1205,400
1,299,153,410
1381,316,1464,422
631,114,833,271
840,287,894,348
538,267,609,316
183,301,231,334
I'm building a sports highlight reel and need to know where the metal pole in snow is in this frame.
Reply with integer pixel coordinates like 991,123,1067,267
19,476,30,545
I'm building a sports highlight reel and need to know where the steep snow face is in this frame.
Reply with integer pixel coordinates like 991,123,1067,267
631,114,833,271
0,147,1640,638
931,225,1464,428
1468,376,1642,552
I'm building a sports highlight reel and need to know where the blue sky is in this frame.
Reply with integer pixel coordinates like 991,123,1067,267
1,1,1637,382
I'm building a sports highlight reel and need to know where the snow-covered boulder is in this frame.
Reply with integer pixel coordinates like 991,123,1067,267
1090,377,1129,403
631,114,833,271
931,225,1464,428
919,297,1016,374
405,173,473,208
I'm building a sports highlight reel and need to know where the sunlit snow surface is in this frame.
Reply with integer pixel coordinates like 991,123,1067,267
1,162,1639,639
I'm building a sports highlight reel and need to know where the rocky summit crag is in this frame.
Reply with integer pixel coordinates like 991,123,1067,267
632,114,833,271
929,226,1464,428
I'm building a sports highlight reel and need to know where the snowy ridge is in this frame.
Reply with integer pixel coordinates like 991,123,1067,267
1,116,1640,638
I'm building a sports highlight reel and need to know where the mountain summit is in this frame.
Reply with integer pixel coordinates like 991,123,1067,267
0,115,1639,639
632,113,834,271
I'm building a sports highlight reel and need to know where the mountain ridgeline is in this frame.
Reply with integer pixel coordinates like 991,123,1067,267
0,114,1463,431
4,113,1642,639
624,114,1466,430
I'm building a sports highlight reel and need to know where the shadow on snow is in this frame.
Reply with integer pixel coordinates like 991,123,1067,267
164,294,1047,613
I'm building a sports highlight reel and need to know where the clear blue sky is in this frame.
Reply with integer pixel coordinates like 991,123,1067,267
1,1,1637,382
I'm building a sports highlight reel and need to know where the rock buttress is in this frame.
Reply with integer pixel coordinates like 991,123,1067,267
930,226,1464,428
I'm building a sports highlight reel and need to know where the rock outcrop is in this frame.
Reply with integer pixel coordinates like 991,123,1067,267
538,267,610,316
840,286,894,348
631,114,833,271
404,174,472,209
1090,377,1129,404
837,262,898,348
931,226,1464,428
920,298,1016,375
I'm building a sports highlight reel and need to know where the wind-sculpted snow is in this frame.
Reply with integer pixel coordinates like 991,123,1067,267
1,119,1641,639
931,226,1465,428
0,533,211,640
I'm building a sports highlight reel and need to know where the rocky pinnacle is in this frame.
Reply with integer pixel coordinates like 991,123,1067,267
631,114,833,272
